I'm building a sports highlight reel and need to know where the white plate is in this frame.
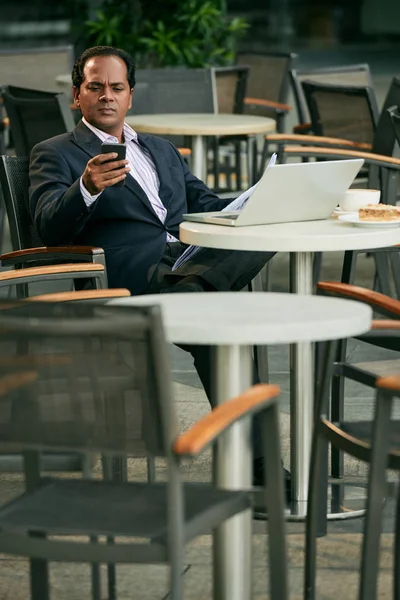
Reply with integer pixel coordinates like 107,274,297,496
338,214,400,228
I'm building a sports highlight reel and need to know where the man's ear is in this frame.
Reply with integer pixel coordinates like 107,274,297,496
128,88,134,110
72,86,80,107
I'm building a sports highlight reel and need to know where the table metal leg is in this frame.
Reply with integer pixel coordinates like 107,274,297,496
290,252,314,515
213,344,253,600
191,135,208,181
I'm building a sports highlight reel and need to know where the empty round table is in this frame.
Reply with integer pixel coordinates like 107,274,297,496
125,113,276,180
109,291,372,600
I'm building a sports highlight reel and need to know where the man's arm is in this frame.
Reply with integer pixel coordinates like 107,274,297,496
30,141,129,246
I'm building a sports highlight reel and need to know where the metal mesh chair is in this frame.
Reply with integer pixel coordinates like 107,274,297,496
0,155,109,297
306,322,400,600
1,85,75,157
212,66,249,191
237,51,297,132
0,301,287,600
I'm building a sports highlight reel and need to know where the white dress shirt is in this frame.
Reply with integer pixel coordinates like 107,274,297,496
79,117,178,242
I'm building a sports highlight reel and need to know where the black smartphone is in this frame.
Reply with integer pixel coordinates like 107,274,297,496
101,142,127,187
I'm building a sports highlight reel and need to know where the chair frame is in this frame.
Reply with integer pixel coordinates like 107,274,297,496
0,302,288,600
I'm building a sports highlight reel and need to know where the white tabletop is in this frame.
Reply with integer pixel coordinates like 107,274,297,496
125,113,275,136
179,218,400,252
109,292,371,345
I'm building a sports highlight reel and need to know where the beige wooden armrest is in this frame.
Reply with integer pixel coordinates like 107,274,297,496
173,383,280,457
293,122,312,133
317,282,400,317
0,371,38,396
265,133,371,151
177,147,191,157
0,263,104,282
244,97,291,112
0,245,104,262
26,289,131,302
371,320,400,329
284,145,400,168
376,375,400,392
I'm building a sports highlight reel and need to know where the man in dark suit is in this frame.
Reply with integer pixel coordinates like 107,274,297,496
29,46,286,491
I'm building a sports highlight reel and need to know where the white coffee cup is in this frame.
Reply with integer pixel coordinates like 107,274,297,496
339,188,381,212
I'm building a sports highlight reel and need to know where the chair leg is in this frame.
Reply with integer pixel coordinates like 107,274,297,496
373,252,392,296
359,389,392,600
390,252,400,300
312,252,323,289
394,484,400,600
262,405,289,600
330,345,346,478
30,537,50,600
304,429,329,600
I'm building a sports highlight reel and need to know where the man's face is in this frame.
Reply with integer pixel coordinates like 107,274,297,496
73,55,133,135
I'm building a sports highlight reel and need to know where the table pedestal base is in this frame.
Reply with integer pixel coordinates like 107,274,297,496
253,482,367,521
213,345,253,600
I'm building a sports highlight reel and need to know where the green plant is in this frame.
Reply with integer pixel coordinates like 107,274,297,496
76,0,248,68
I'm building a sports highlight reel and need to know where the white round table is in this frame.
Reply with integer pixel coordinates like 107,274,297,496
109,292,372,600
179,218,400,511
125,113,275,180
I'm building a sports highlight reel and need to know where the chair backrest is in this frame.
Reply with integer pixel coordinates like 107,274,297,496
371,77,400,157
1,85,75,157
0,45,74,92
291,63,377,126
387,104,400,148
131,68,217,115
213,66,249,114
0,155,42,251
301,80,378,145
237,51,297,117
0,301,176,459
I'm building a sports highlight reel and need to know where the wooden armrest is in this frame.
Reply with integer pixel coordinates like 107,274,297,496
0,371,38,396
1,245,104,262
284,145,400,168
26,289,131,302
177,147,191,157
317,282,400,317
173,383,280,457
376,375,400,392
265,133,372,151
371,320,400,329
0,263,104,286
293,122,312,133
244,97,292,112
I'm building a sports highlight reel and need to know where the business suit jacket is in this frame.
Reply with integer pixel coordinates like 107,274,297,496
29,120,231,295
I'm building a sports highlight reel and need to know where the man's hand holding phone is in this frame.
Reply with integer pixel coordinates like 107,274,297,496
82,143,129,195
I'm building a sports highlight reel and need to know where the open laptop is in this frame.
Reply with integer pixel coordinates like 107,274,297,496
183,159,364,226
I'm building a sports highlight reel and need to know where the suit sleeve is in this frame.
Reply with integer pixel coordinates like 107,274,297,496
170,143,233,213
29,141,96,245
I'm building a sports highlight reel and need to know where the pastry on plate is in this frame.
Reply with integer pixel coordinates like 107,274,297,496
359,204,400,221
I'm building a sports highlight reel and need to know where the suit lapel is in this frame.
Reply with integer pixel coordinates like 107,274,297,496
72,121,161,218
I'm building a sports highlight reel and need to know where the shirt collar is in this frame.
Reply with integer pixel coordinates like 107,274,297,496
82,116,138,144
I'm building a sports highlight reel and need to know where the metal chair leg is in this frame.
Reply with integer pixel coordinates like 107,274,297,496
394,484,400,600
359,389,392,600
30,552,50,600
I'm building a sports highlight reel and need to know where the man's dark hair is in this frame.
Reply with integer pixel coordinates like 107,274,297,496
72,46,136,89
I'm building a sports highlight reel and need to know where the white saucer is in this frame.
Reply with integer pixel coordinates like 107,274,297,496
338,214,400,228
333,207,358,215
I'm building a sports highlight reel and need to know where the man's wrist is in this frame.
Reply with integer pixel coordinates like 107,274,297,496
80,176,102,207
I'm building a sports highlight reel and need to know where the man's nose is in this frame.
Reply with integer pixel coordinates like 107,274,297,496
99,88,114,102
